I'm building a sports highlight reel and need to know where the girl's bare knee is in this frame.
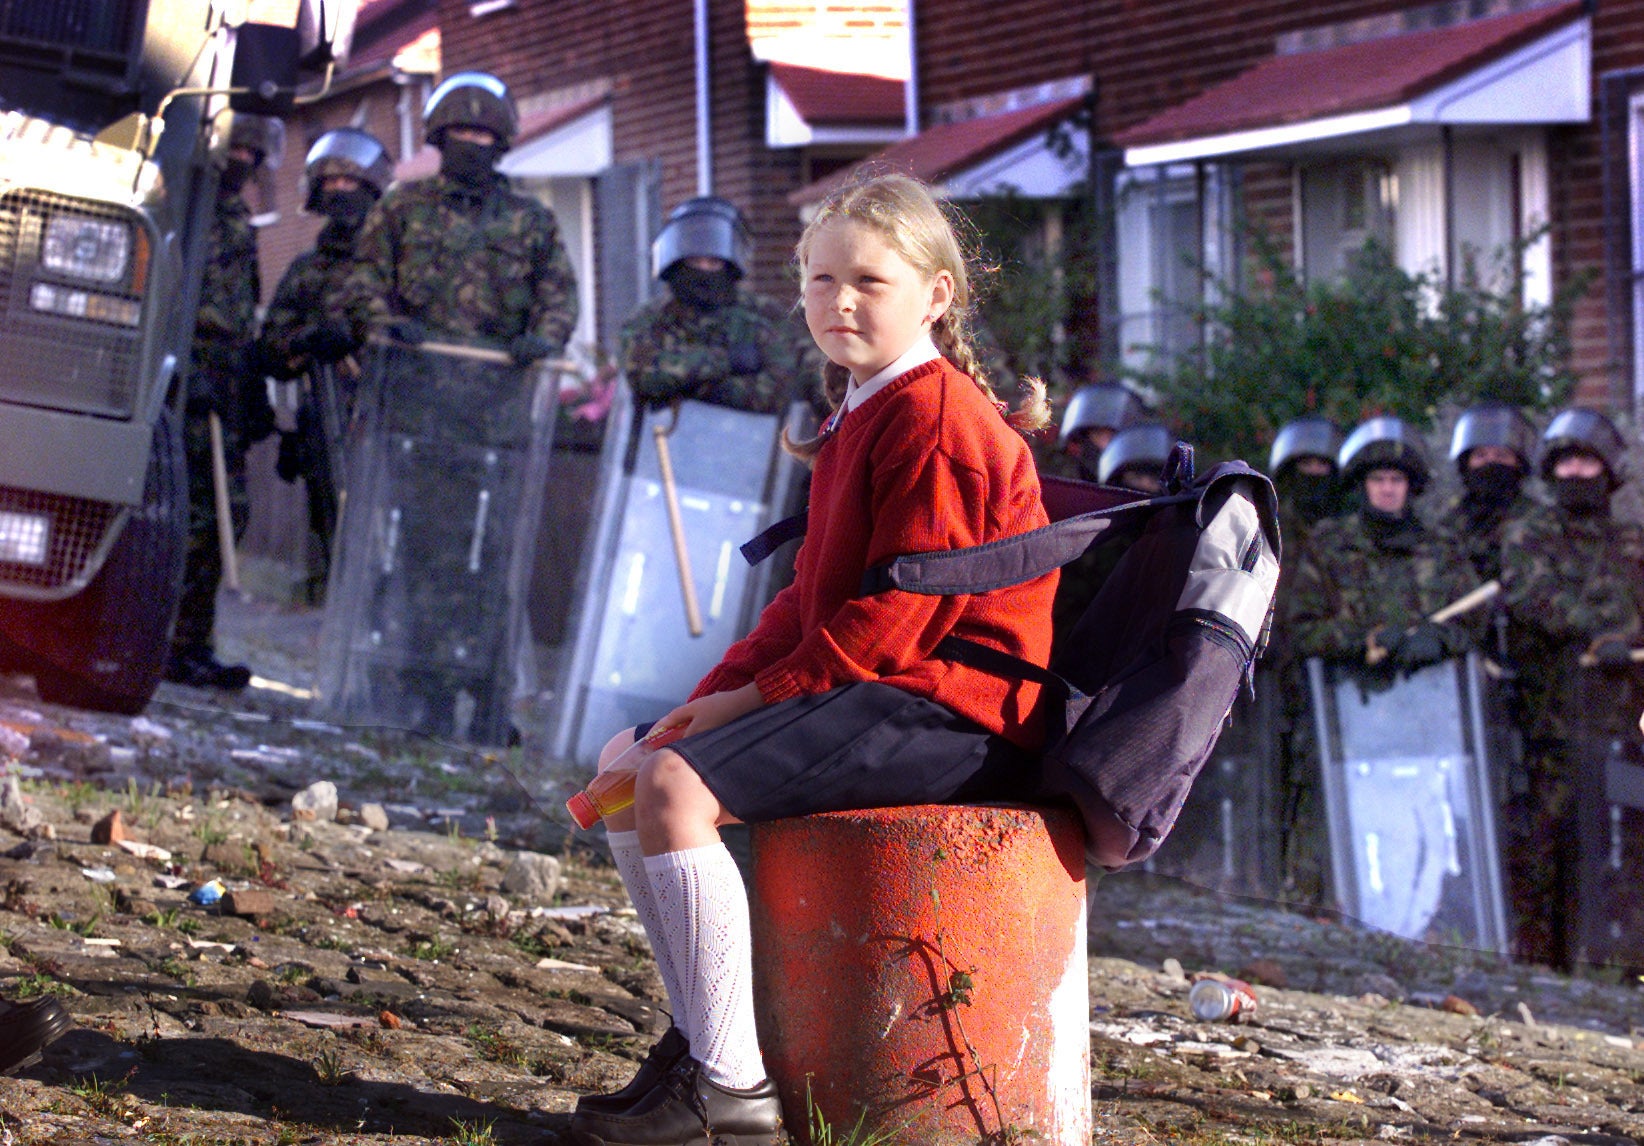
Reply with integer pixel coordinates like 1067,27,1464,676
596,727,640,772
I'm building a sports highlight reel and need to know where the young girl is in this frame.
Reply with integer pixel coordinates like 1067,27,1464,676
568,174,1059,1146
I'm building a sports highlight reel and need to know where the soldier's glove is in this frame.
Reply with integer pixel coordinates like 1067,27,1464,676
275,430,303,483
727,340,763,375
240,377,276,445
1586,634,1637,668
1390,621,1451,671
385,318,427,346
295,321,357,366
508,333,553,366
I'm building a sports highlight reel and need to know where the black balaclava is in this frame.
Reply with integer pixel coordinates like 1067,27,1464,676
1460,462,1525,525
1281,471,1339,524
440,138,503,188
316,187,377,232
219,156,255,196
665,264,740,310
1553,476,1611,517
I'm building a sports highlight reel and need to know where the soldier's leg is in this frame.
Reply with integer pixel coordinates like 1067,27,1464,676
169,410,223,658
1505,739,1578,969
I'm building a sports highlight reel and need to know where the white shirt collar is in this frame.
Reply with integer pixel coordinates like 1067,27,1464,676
842,334,940,413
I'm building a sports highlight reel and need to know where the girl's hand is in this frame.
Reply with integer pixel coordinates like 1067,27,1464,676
651,682,765,741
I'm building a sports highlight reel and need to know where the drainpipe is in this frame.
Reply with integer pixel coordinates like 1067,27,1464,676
904,0,919,137
695,0,712,195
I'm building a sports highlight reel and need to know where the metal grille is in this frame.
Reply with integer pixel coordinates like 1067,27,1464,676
0,189,144,418
0,484,118,595
0,0,139,55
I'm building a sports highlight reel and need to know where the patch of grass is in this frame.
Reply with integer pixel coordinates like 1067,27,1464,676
447,1117,497,1146
67,1070,133,1116
145,907,181,929
407,937,456,962
313,1045,348,1086
157,956,196,986
10,972,74,999
46,911,102,937
465,1023,532,1070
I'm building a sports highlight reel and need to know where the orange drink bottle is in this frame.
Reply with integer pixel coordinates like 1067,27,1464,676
565,723,686,829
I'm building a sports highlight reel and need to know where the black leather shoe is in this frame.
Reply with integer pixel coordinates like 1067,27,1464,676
164,646,252,691
568,1056,783,1145
0,997,72,1075
575,1026,691,1117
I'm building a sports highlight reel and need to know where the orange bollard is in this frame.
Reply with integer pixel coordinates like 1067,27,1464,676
749,804,1090,1145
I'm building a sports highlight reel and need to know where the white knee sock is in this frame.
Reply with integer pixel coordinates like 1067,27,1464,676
607,830,689,1044
644,843,765,1089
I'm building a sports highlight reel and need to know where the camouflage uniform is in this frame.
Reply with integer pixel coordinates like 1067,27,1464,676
257,219,359,599
1285,512,1484,668
338,171,577,350
173,190,266,655
334,169,577,738
620,291,822,416
1500,504,1644,969
1439,488,1536,586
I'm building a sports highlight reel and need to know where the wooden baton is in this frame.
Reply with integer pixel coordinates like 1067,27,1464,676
652,419,704,637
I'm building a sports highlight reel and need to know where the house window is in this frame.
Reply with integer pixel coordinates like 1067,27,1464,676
1298,158,1396,282
1115,163,1231,369
1629,91,1644,409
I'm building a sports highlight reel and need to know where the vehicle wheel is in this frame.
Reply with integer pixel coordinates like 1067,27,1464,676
24,404,188,714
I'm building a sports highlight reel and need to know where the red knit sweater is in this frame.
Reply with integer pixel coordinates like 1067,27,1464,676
692,358,1058,750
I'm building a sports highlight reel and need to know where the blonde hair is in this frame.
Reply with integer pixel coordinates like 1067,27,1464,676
786,172,1050,459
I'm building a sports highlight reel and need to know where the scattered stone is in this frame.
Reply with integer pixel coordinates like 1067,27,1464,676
290,780,339,823
279,1010,375,1030
1161,957,1185,981
128,716,172,744
358,803,390,832
1440,994,1479,1017
1238,958,1287,988
80,865,116,883
220,889,275,918
0,720,28,758
379,1011,403,1029
0,773,44,836
201,841,253,874
116,839,171,863
90,808,128,845
1517,1001,1537,1027
500,851,562,902
536,957,600,974
4,838,52,861
1356,972,1406,1003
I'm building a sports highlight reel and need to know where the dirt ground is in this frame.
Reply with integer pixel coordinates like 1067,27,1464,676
0,594,1639,1145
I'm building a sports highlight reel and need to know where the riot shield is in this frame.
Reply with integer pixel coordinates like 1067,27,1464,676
1142,683,1281,896
1307,654,1510,953
1573,670,1644,970
314,341,558,745
549,393,802,765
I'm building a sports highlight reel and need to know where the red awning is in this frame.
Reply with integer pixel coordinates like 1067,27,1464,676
1116,0,1585,158
790,94,1084,205
770,63,904,127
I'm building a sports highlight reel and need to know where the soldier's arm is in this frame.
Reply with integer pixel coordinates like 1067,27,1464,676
256,259,313,379
529,209,579,353
620,305,732,407
337,201,396,345
1284,534,1370,661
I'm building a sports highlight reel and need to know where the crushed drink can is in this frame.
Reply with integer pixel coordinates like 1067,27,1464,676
1188,977,1258,1022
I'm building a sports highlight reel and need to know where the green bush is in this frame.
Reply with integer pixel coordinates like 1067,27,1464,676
1127,228,1587,467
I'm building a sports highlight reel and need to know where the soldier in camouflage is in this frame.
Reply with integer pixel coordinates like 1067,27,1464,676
256,128,392,602
1265,415,1344,905
166,113,281,691
1041,382,1144,483
1500,407,1644,970
1286,416,1484,674
333,73,578,739
1440,402,1537,585
620,196,821,416
338,72,577,358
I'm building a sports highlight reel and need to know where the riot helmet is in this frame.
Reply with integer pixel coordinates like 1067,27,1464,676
1339,415,1429,495
1538,406,1627,490
652,197,752,281
301,127,392,212
1059,383,1144,451
423,71,518,148
221,112,285,169
1449,402,1535,473
1098,422,1175,488
1268,415,1342,479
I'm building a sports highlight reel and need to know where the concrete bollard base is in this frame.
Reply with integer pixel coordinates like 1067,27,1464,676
749,803,1089,1145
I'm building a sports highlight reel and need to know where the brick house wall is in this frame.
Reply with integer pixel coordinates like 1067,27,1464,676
912,0,1634,409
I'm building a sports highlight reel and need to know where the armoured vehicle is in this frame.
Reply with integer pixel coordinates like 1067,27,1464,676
0,1,348,713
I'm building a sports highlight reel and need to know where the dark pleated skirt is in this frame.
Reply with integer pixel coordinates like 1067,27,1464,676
643,681,1038,823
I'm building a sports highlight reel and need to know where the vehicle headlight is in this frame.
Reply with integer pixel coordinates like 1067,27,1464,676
0,510,49,566
41,213,131,284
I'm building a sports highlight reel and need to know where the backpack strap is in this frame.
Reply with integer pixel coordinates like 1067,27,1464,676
739,510,809,566
860,490,1196,596
933,634,1073,699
